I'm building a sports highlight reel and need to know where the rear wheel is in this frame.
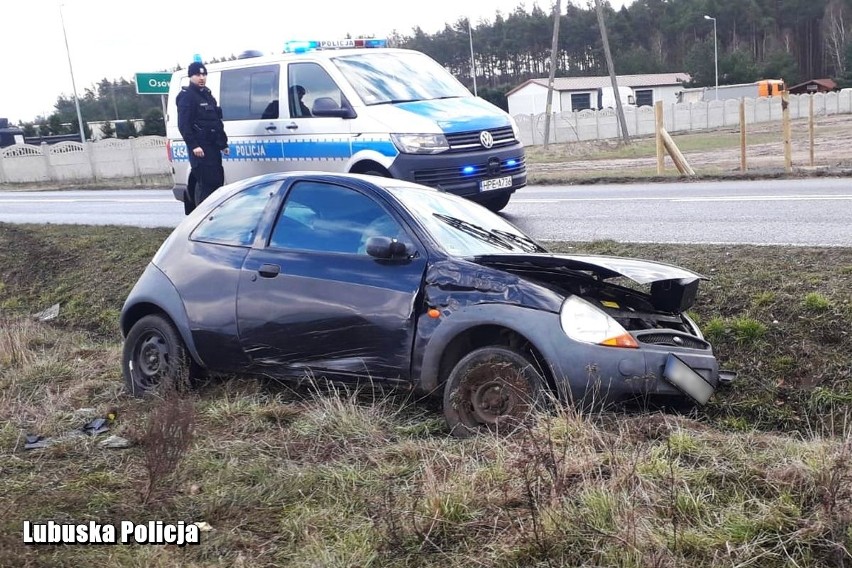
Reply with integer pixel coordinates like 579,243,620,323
122,314,190,396
443,346,544,438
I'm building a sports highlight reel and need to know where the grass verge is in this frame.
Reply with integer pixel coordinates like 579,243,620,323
1,223,850,566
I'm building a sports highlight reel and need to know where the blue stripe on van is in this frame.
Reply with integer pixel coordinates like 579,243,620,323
172,138,399,162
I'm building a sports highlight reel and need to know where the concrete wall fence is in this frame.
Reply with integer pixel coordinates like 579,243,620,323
515,89,852,146
2,90,851,184
0,136,170,184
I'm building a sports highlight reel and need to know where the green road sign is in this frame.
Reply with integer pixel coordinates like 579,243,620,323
135,73,172,95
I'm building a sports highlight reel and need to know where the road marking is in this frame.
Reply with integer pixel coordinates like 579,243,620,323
513,194,852,204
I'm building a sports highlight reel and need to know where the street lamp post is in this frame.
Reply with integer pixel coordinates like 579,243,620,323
59,4,86,143
704,15,718,101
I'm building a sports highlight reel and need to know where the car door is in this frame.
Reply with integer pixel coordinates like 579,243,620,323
218,64,284,183
236,179,427,382
279,61,355,172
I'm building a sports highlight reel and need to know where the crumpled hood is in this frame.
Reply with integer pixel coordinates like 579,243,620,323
471,253,705,285
470,253,705,312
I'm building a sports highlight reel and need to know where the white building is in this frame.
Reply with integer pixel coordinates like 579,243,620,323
507,72,691,115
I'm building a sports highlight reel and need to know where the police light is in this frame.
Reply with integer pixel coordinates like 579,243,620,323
462,166,476,175
283,38,388,53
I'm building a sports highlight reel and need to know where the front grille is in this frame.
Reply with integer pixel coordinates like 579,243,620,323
445,126,516,153
413,156,526,188
637,332,710,350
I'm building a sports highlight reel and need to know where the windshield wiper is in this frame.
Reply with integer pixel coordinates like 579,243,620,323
491,229,546,253
371,98,421,105
433,213,516,251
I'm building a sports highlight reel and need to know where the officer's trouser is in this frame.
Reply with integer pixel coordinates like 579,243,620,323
187,147,224,213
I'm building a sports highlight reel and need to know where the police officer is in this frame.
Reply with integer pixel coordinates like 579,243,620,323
176,61,229,214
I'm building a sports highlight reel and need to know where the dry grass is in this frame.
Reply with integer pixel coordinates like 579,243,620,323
1,224,851,566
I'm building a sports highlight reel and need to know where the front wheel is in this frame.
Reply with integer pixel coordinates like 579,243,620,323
122,314,190,396
443,346,544,438
482,193,511,212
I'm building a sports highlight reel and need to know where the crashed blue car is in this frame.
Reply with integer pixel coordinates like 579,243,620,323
121,172,728,436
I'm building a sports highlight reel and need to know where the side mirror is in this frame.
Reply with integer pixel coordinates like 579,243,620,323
365,236,411,260
312,107,357,119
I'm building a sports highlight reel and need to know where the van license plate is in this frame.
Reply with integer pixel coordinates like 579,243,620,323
480,176,512,191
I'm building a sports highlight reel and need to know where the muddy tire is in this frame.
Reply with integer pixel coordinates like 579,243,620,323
443,346,544,438
122,314,190,396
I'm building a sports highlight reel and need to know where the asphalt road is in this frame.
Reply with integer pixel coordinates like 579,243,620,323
0,178,850,246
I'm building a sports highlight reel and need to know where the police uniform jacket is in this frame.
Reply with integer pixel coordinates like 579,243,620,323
176,83,228,151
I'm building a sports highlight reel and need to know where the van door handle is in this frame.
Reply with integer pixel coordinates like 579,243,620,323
258,263,281,278
265,124,277,132
285,122,298,130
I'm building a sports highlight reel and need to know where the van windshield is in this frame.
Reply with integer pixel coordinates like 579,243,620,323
332,51,471,106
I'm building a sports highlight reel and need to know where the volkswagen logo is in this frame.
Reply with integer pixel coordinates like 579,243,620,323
479,130,494,149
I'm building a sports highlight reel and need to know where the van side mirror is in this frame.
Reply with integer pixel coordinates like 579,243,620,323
311,107,357,119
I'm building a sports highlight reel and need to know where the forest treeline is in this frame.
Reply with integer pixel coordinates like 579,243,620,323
20,0,852,135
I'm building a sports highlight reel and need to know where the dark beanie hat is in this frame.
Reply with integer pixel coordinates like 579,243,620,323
187,62,207,77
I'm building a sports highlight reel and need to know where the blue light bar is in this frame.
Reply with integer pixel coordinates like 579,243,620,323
284,40,319,54
284,39,388,53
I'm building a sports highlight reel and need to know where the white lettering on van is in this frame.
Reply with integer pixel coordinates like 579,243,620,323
235,145,267,157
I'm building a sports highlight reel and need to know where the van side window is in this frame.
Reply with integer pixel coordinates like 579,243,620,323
287,63,347,119
220,64,280,121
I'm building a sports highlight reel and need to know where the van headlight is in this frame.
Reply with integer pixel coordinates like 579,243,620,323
560,296,638,348
390,133,449,154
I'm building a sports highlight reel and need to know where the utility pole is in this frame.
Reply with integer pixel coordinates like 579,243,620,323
543,0,561,147
595,0,630,144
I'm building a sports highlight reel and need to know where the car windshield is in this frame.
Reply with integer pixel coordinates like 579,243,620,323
332,51,471,106
387,186,546,256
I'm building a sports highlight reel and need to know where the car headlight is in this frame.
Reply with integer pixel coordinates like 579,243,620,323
560,296,638,348
682,313,704,340
390,133,449,154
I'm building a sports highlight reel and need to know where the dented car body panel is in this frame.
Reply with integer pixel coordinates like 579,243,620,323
121,172,724,407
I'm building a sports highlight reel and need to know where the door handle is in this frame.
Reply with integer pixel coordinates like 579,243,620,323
258,263,281,278
285,122,298,130
265,124,277,132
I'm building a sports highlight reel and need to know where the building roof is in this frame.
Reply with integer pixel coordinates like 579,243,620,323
507,73,691,96
788,78,838,92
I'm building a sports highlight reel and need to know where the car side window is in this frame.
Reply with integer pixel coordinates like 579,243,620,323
269,181,402,254
191,182,279,246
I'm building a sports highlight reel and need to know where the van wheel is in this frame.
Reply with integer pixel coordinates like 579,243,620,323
123,314,190,396
443,346,544,438
483,193,511,212
362,168,390,178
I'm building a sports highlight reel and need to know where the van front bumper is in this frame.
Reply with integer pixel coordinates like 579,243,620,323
388,144,526,204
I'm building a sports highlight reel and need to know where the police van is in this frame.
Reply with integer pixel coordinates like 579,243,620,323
165,39,525,212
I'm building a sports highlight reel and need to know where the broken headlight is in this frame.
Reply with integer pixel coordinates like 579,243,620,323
560,296,638,348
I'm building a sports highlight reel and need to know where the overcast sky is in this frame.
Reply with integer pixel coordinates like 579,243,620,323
1,0,632,123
